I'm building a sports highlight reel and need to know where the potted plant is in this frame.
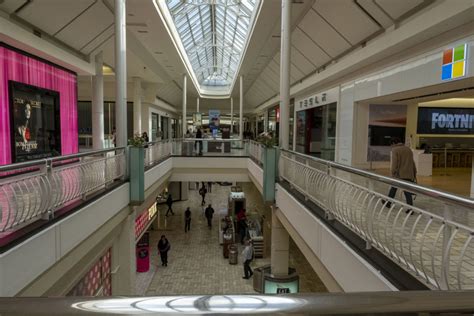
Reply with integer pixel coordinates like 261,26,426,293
256,132,277,202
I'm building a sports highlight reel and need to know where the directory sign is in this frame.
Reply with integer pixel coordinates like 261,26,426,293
417,107,474,134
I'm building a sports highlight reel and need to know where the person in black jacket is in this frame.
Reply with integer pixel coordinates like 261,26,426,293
184,207,192,233
204,204,215,229
199,184,207,206
157,235,170,266
195,128,203,155
165,194,174,217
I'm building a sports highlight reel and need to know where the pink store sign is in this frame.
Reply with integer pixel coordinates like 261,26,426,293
0,44,78,165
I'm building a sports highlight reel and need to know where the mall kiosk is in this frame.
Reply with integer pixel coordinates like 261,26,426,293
228,186,246,216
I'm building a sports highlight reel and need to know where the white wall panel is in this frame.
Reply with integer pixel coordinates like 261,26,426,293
291,47,316,75
375,0,424,20
298,9,350,58
313,0,380,45
55,1,113,50
144,158,172,190
292,28,331,66
356,0,393,28
18,0,96,36
336,83,355,166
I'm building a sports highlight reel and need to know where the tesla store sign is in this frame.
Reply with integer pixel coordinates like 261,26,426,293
417,107,474,134
295,87,339,111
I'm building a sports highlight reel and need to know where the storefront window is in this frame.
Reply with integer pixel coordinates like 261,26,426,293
77,101,133,148
295,102,337,161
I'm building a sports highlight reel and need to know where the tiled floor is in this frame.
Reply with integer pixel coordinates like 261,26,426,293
138,182,327,295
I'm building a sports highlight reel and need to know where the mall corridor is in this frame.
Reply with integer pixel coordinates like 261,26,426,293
139,183,327,295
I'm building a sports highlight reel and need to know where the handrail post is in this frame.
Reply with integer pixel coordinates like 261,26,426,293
440,204,452,290
42,159,54,221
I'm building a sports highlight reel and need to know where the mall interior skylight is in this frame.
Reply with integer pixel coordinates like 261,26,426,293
163,0,259,92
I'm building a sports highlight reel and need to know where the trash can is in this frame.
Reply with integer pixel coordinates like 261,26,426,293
228,245,238,265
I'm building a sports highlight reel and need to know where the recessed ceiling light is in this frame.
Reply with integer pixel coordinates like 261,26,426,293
137,30,148,34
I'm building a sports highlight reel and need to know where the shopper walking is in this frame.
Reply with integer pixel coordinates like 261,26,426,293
199,184,207,206
184,207,192,233
166,194,174,217
204,204,215,229
241,240,254,279
386,137,417,211
157,235,170,267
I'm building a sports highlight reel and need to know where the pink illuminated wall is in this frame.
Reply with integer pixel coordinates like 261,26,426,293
0,44,78,165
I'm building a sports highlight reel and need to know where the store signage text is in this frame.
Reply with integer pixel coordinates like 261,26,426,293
295,87,339,111
417,107,474,134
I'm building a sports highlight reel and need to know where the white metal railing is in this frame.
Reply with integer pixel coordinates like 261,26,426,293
248,140,264,165
144,140,172,167
0,148,125,233
279,149,474,290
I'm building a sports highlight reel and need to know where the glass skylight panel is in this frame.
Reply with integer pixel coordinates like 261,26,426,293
164,0,258,89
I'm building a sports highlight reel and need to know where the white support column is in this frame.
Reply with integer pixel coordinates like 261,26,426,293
112,212,136,295
115,0,127,148
279,0,291,150
182,74,187,135
92,51,104,150
239,76,243,140
230,97,234,135
197,97,200,113
133,77,142,135
271,210,289,276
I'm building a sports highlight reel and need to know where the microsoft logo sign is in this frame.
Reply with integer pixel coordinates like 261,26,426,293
441,44,467,81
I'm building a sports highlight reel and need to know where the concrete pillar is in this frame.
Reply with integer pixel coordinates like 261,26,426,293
279,0,291,150
182,75,187,136
239,76,243,140
92,51,104,150
114,0,127,148
271,210,289,276
230,97,234,135
133,77,142,135
112,212,136,295
197,97,200,113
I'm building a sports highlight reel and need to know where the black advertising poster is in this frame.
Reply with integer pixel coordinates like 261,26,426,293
417,107,474,135
9,81,61,162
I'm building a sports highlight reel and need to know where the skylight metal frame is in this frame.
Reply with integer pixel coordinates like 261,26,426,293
154,0,261,97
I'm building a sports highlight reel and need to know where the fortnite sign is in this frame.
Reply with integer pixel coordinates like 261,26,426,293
418,107,474,134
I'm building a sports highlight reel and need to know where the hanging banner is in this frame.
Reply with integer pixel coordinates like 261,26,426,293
209,110,220,130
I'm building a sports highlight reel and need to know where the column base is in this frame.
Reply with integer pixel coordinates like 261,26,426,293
252,265,299,294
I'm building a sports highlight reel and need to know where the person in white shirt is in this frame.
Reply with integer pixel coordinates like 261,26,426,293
241,240,253,279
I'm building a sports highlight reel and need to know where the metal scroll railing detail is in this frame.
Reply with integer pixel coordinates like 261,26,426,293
144,140,172,167
278,150,474,290
248,140,264,166
0,148,125,234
